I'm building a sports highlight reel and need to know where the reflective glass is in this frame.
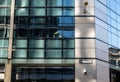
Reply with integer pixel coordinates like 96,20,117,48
30,8,45,16
63,39,74,48
29,39,44,48
0,39,8,47
62,29,74,38
28,49,44,58
0,0,11,5
0,49,8,58
31,0,45,7
46,67,62,81
63,8,74,16
14,39,27,48
63,0,74,6
63,50,74,58
47,8,62,16
47,0,62,6
15,8,29,16
0,8,10,16
46,50,62,58
13,49,27,58
46,40,62,48
16,0,29,7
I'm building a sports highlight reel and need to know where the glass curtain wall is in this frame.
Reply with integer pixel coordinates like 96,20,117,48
12,66,75,82
13,0,75,60
0,0,11,60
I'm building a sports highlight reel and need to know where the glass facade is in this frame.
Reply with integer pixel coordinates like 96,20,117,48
1,0,120,82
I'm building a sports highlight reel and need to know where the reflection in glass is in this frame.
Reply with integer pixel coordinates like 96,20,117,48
63,8,74,16
16,0,29,7
47,0,62,6
0,0,11,5
47,8,62,16
15,8,29,16
46,40,62,48
62,29,74,38
31,0,45,7
46,50,62,58
13,49,27,58
30,8,45,16
63,39,74,48
0,8,10,16
63,0,74,6
28,49,44,58
63,50,74,58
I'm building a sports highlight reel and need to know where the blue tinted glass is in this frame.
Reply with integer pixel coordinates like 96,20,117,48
63,8,74,16
62,29,74,38
31,0,45,7
63,0,74,6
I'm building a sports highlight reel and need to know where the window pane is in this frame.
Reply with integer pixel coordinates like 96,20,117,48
47,8,62,16
14,39,27,48
63,67,74,81
63,8,74,16
16,0,29,7
0,8,10,16
0,39,8,47
46,40,62,48
46,50,61,58
0,0,11,5
31,0,45,7
63,39,74,48
0,49,8,58
29,39,44,48
13,49,27,58
29,49,44,58
62,29,74,38
30,8,45,16
63,50,74,58
46,67,62,81
63,0,74,6
15,8,29,16
47,0,62,6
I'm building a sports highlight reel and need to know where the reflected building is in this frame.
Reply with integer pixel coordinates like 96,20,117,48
0,0,120,82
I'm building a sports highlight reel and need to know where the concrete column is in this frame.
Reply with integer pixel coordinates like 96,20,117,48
4,0,15,82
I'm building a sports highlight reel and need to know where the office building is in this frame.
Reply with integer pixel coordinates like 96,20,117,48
0,0,120,82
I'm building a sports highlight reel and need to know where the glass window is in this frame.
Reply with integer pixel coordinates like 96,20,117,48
31,0,45,7
28,49,44,58
15,8,29,16
63,50,74,58
63,0,74,6
63,67,74,81
63,8,74,16
0,39,8,47
0,8,10,16
14,39,27,48
30,8,45,16
63,39,74,48
0,0,11,5
46,50,62,58
30,17,45,25
62,29,74,38
16,0,29,7
47,0,62,6
15,28,28,37
31,29,45,37
0,49,8,58
46,67,62,82
13,49,27,58
47,8,62,16
46,40,62,48
29,39,44,48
